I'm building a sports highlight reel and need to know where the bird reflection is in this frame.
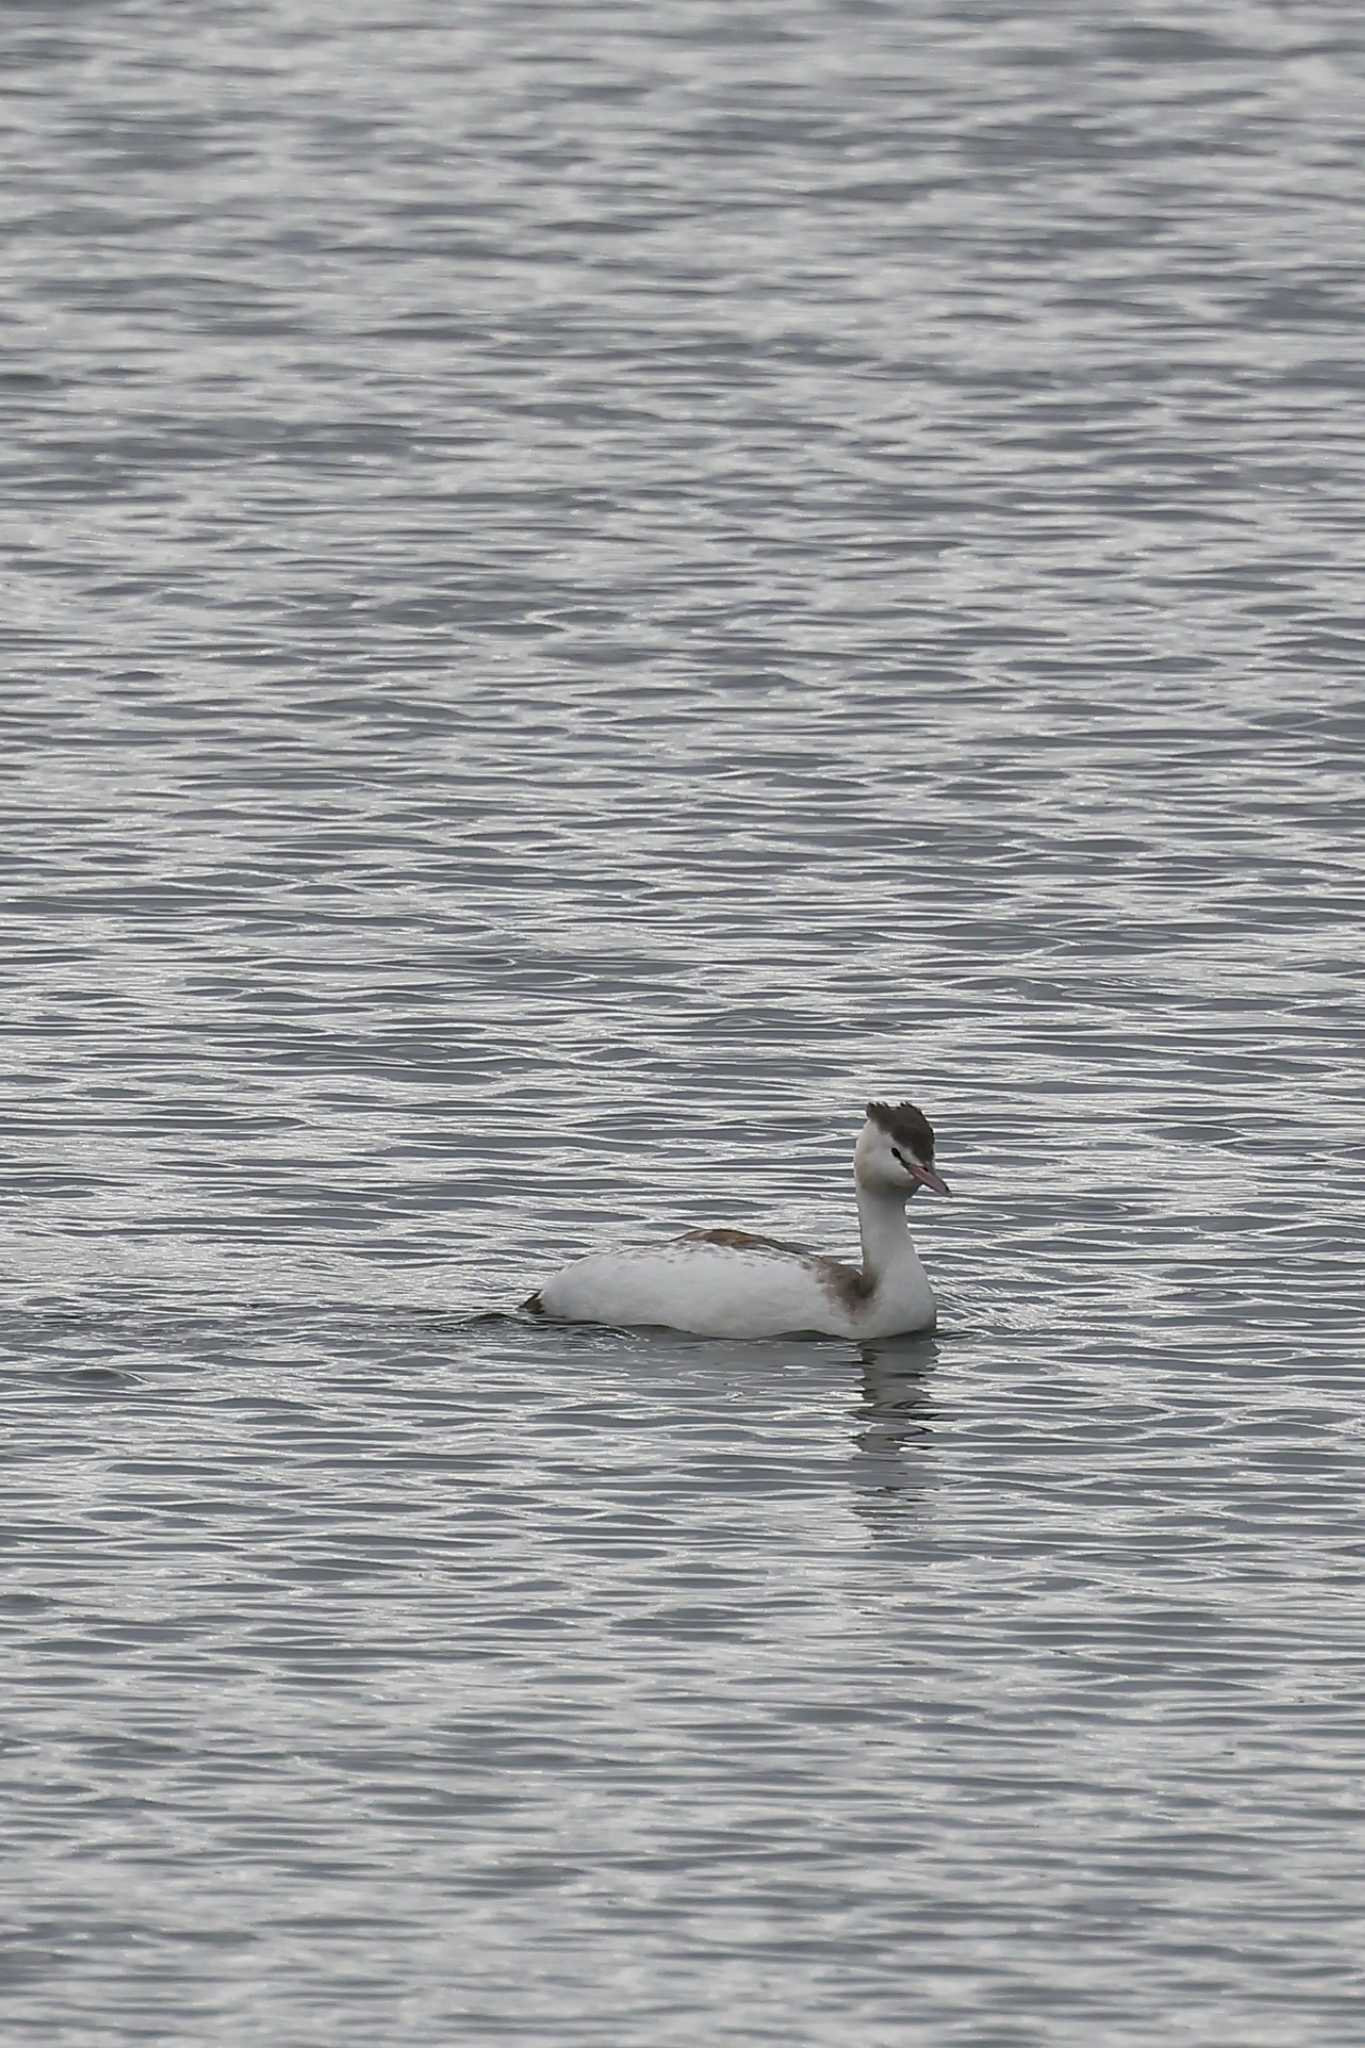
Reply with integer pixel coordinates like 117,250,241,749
847,1337,939,1508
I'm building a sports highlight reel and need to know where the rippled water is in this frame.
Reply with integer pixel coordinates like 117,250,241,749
6,3,1365,2041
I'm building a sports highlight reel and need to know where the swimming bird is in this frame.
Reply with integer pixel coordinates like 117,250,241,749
524,1100,950,1339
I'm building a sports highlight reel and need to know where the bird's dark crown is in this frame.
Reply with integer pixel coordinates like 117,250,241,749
865,1100,935,1162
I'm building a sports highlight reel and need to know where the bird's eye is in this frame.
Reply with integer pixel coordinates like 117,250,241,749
892,1147,909,1169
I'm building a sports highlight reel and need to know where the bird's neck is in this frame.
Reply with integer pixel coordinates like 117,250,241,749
856,1182,919,1286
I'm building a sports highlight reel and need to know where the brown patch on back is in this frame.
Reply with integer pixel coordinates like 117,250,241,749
522,1290,545,1314
683,1227,800,1253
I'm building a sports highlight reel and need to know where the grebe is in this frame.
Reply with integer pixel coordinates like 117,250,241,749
525,1100,950,1339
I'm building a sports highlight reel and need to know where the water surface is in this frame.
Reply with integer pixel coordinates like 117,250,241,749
5,2,1365,2041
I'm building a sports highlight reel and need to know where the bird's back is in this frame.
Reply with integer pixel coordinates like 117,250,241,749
530,1228,861,1338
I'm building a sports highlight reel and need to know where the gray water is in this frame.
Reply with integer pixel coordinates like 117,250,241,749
5,2,1365,2041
